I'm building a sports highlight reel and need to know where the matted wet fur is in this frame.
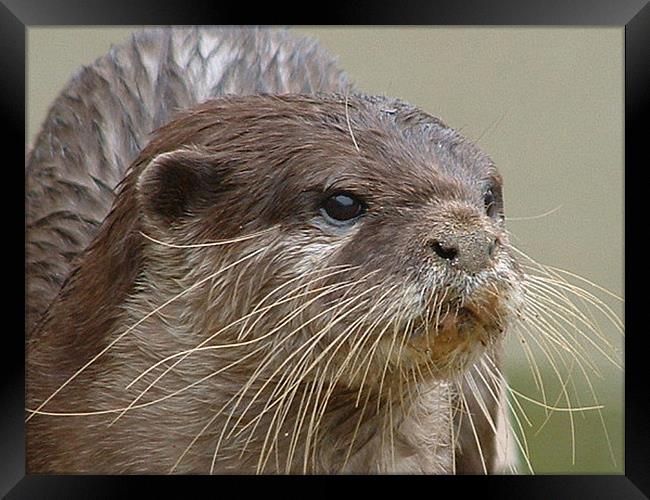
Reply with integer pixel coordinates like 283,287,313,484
26,27,621,474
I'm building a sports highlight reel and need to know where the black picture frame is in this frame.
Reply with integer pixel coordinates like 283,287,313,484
3,0,646,497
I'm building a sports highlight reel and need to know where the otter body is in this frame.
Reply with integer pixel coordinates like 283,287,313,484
26,28,517,474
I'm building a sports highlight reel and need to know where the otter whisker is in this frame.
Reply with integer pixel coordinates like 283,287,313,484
214,280,385,464
258,278,387,418
27,246,267,424
410,361,439,433
290,367,324,473
518,314,617,466
302,312,383,471
489,338,607,469
514,320,578,464
302,367,336,474
253,292,380,473
306,285,404,469
234,265,346,338
471,359,514,468
27,346,266,419
127,268,357,389
234,265,361,342
170,278,362,471
224,279,381,436
140,227,275,249
255,283,399,471
516,317,583,411
343,284,413,412
526,274,623,333
427,283,449,346
482,355,533,430
523,278,621,359
514,247,623,303
274,281,403,471
316,308,399,471
465,369,499,444
344,89,360,153
521,296,608,376
513,246,623,362
505,204,563,222
457,379,488,474
189,280,366,470
112,277,356,427
519,316,600,416
376,309,404,413
171,384,251,473
481,356,535,473
393,316,418,414
409,366,425,422
255,362,307,473
351,321,393,408
514,324,550,415
519,291,603,374
258,354,316,473
332,285,402,398
395,307,417,415
447,383,457,474
434,287,450,331
521,290,621,385
517,301,597,378
509,386,604,413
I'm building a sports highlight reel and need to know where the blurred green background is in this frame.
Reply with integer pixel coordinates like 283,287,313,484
27,27,624,474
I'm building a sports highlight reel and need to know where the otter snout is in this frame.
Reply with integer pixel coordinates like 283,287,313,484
428,229,497,275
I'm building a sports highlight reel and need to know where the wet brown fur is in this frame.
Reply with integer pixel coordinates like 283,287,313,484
26,28,519,474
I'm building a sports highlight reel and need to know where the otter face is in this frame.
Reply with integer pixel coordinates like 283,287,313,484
136,94,523,392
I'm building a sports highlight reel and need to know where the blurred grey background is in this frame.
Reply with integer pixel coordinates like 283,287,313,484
26,26,624,473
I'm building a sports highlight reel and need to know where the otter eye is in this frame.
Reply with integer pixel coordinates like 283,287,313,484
320,193,365,224
484,188,497,217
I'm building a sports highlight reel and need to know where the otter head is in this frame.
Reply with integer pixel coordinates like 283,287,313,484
133,94,523,400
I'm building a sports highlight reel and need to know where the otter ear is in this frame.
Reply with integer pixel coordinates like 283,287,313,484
137,147,223,225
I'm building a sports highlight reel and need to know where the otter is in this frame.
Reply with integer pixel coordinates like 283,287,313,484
25,27,523,474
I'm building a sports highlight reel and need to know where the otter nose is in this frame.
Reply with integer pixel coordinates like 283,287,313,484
428,231,497,274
